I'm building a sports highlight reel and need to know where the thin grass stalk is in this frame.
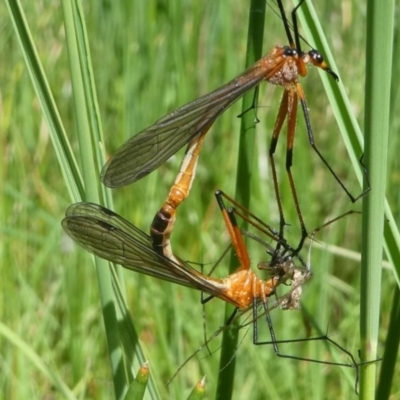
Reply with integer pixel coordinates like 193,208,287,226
298,2,367,394
215,1,266,399
302,0,400,286
298,1,365,177
376,288,400,399
65,1,159,398
0,322,76,400
383,1,400,287
4,0,112,396
300,1,400,288
60,1,130,398
68,5,155,395
7,0,155,396
301,4,399,397
65,0,158,397
5,0,83,201
383,203,400,285
360,0,394,398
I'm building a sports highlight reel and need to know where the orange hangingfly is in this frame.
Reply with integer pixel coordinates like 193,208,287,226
62,193,315,364
62,195,303,312
154,203,368,391
100,0,369,253
62,196,372,391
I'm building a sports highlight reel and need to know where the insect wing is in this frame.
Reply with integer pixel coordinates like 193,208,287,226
63,203,204,288
101,60,270,188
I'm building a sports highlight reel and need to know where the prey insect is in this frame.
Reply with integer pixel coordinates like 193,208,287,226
101,0,369,253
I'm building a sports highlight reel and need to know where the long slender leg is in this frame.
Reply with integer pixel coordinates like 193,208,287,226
286,87,308,253
253,299,362,392
216,190,283,243
297,83,370,203
215,190,303,266
269,89,308,256
215,191,251,271
269,90,289,249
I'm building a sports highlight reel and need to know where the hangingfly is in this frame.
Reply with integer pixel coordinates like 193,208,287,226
101,0,368,254
62,199,306,311
101,0,338,189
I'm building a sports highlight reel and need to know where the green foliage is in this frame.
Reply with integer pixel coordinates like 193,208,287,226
2,0,399,399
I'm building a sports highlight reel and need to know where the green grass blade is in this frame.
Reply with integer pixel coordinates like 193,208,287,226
300,0,398,397
5,0,84,201
298,1,366,171
300,0,400,287
360,0,395,398
187,376,206,400
69,8,155,394
376,288,400,400
7,0,157,397
61,1,129,398
62,1,158,398
124,362,149,400
383,203,400,287
0,322,77,400
215,2,266,399
71,0,113,207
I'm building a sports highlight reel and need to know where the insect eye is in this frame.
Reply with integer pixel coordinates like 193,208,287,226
283,46,297,57
309,49,324,65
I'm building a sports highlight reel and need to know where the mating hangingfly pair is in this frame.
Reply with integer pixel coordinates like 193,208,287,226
62,0,372,392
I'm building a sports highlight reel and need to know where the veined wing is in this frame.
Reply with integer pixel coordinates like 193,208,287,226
101,51,279,188
62,203,226,294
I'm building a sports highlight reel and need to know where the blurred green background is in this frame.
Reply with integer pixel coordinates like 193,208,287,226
1,0,399,399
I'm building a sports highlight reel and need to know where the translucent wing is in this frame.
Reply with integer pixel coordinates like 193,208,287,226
101,53,278,187
62,203,225,293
